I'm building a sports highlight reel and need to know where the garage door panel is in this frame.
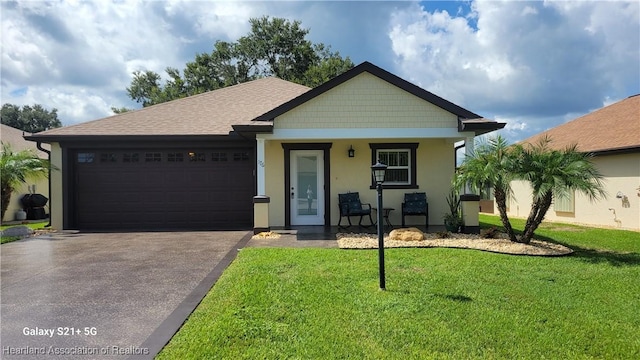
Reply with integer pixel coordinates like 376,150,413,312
74,148,254,230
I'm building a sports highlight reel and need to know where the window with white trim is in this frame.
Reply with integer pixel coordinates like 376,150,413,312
370,143,419,189
554,192,575,213
377,149,410,185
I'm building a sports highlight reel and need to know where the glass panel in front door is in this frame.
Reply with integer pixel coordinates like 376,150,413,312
297,155,318,216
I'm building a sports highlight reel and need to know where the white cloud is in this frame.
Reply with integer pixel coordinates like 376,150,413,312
4,84,116,125
41,87,114,122
389,0,640,142
1,12,59,83
0,0,270,124
168,0,258,40
521,6,538,16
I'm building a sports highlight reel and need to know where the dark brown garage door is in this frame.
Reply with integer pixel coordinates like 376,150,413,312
73,148,254,230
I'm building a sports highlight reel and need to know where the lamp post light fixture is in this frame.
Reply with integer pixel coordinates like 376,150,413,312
371,160,387,290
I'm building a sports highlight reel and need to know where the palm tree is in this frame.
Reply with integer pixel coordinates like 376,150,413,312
515,136,606,243
0,143,50,221
456,135,606,244
455,136,520,242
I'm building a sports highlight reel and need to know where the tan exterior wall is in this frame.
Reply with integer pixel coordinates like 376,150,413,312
0,130,50,223
4,179,49,222
49,143,63,230
264,138,457,227
264,140,286,226
461,199,480,228
275,73,458,130
499,152,640,231
253,200,270,232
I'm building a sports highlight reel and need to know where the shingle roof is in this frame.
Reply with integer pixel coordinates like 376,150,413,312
1,124,49,157
28,77,310,140
521,94,640,153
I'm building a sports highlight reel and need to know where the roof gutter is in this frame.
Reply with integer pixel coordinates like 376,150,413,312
458,118,507,136
591,145,640,156
231,124,274,139
24,134,244,144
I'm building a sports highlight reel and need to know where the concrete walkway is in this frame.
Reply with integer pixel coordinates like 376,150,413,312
246,234,338,248
1,231,251,360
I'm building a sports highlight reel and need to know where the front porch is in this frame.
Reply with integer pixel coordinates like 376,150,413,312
247,62,504,234
271,225,447,241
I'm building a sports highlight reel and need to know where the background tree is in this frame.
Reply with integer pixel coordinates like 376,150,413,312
1,104,62,133
111,106,133,114
303,44,356,87
127,16,354,107
0,143,51,220
127,70,164,107
455,135,605,244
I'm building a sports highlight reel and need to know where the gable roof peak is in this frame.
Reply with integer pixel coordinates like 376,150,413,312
255,60,482,121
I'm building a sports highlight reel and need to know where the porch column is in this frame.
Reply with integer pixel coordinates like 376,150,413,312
461,135,480,234
253,196,270,234
256,138,266,195
465,135,475,156
460,194,480,234
464,135,475,194
254,138,270,234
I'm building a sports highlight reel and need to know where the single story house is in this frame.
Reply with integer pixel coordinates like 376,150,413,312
26,62,505,233
1,124,51,222
500,94,640,231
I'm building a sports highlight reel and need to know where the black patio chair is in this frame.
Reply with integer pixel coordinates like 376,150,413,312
338,192,374,228
402,192,429,228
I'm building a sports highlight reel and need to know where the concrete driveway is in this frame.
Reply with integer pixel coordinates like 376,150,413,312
1,231,251,359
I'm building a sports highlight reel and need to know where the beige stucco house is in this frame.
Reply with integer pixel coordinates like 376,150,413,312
26,62,504,233
499,94,640,231
1,124,51,222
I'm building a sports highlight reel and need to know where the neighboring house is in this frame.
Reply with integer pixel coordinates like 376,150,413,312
502,94,640,231
26,62,505,232
1,124,51,222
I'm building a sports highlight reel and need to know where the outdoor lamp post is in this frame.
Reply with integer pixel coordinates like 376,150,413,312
371,160,387,290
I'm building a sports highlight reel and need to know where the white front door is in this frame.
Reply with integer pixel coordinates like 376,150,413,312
290,150,324,225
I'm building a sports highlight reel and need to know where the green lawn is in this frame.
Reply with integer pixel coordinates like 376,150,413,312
480,214,640,255
0,221,49,244
158,216,640,359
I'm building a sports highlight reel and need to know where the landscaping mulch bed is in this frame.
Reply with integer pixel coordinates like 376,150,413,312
336,232,573,256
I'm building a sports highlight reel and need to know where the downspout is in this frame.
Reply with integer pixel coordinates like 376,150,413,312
36,142,52,228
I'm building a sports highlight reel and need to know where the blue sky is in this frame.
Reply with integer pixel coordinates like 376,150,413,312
1,0,638,143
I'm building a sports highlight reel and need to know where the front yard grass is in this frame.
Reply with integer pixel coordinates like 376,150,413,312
157,216,640,359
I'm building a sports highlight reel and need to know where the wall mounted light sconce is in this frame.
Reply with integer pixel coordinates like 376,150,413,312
348,145,355,158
